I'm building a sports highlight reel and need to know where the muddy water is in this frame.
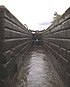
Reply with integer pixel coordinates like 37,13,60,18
15,45,64,87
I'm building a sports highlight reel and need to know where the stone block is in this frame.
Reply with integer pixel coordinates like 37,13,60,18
62,19,70,29
4,18,20,32
3,50,11,62
55,52,68,70
15,54,22,72
3,38,26,52
58,30,67,38
53,38,60,46
53,32,59,38
67,50,70,61
0,65,8,79
62,39,70,50
2,57,16,72
3,40,12,52
60,47,67,59
63,72,70,87
4,28,12,39
4,28,23,39
56,25,62,31
67,29,70,39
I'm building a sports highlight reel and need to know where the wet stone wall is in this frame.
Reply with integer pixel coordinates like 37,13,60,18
42,7,70,87
0,6,32,87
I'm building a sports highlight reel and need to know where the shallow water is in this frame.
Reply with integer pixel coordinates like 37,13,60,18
15,45,64,87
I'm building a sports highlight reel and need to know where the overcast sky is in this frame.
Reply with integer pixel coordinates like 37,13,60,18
0,0,70,30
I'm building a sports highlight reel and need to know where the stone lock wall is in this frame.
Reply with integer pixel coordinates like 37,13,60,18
42,7,70,87
0,6,32,87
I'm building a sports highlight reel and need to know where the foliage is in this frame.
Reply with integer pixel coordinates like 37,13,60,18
52,12,61,24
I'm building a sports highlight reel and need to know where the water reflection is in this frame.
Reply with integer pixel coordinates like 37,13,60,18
27,51,46,87
16,46,64,87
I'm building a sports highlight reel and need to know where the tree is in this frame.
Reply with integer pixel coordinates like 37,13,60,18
52,12,61,24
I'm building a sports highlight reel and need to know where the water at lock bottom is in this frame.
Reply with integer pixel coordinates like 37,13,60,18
14,45,64,87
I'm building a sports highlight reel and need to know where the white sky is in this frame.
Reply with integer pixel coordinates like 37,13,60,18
0,0,70,30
